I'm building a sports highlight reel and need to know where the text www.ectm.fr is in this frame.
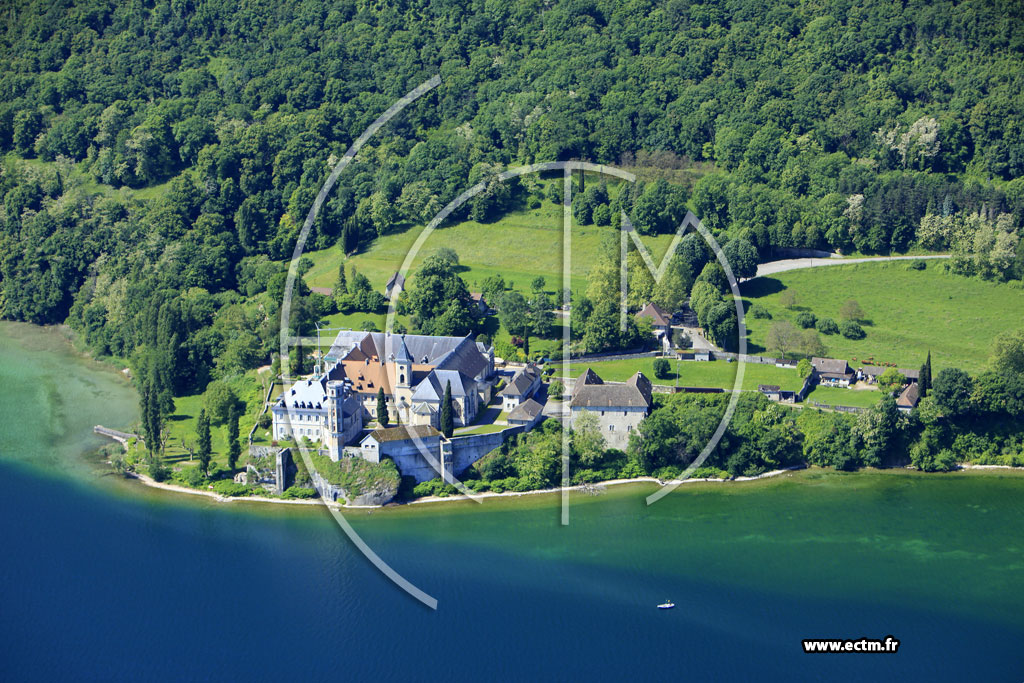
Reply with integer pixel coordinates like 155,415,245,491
802,636,900,653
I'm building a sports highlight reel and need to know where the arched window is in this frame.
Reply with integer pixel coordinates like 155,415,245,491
400,373,405,384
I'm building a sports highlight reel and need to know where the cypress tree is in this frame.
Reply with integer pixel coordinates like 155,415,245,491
920,351,932,397
376,387,389,427
139,381,153,456
334,261,347,298
440,380,454,438
227,404,241,470
197,408,212,475
294,341,305,376
146,380,163,457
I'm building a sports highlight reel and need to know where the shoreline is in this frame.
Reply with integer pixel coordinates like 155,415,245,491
406,466,807,506
117,461,1024,512
119,464,809,509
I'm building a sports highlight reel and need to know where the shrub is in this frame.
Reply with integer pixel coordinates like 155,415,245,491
176,465,208,488
281,486,317,499
548,379,565,398
257,412,272,429
840,320,866,339
149,457,170,482
691,466,730,480
511,477,533,492
815,317,839,335
652,357,671,379
618,459,645,479
795,311,817,329
909,259,927,270
412,478,445,498
748,303,772,319
211,480,253,497
653,465,682,480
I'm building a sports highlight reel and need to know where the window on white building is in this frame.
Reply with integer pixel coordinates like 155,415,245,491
608,425,615,431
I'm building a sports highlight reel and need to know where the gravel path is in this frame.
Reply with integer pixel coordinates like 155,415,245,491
753,254,950,279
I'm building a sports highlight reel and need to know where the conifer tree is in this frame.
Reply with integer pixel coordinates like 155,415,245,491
294,341,305,376
334,261,347,299
441,380,454,438
376,387,389,427
920,351,932,398
227,404,241,470
197,408,212,475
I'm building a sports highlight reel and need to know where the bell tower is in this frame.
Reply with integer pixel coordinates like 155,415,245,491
393,334,412,389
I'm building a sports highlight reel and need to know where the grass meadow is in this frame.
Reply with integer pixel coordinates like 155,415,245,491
299,200,677,302
740,261,1024,374
554,357,805,391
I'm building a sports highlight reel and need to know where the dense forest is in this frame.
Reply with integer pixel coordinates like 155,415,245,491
1,0,1023,393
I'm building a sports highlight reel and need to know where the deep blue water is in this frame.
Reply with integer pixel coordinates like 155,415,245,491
1,322,1022,681
1,460,1023,682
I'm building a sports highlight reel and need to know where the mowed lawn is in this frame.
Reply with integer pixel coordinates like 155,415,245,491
162,371,268,470
555,358,805,391
741,262,1024,374
299,202,677,299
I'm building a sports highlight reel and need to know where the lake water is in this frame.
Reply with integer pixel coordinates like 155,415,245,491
1,322,1023,681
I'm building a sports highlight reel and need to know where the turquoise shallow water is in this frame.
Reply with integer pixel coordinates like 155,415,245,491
1,322,1023,681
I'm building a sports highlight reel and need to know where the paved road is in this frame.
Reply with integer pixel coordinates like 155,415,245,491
753,254,950,279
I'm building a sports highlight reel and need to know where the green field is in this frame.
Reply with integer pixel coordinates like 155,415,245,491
159,370,270,471
299,199,677,300
555,357,805,391
741,261,1024,374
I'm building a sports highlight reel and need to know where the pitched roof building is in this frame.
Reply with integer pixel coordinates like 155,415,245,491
811,357,854,386
384,271,406,298
637,301,671,329
499,363,542,410
507,397,544,428
897,382,921,412
569,370,653,449
272,330,496,458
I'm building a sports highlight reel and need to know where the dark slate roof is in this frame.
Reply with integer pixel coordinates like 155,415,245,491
362,331,478,367
626,372,653,406
507,398,543,422
637,302,671,327
325,330,375,362
812,357,852,376
758,384,781,392
571,367,604,399
385,272,405,290
897,382,921,408
410,369,473,402
571,371,653,409
392,334,413,363
365,424,440,443
434,336,491,379
499,364,541,396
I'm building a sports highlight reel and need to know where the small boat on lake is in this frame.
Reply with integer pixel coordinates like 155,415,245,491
657,601,675,609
